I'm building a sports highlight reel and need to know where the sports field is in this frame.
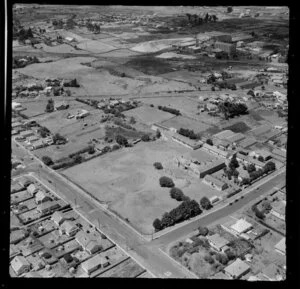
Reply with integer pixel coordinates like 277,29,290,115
62,139,222,234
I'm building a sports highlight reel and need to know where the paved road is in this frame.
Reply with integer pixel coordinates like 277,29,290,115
154,170,286,247
12,138,286,278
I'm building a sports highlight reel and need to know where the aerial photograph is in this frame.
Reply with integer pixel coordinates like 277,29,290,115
10,4,288,280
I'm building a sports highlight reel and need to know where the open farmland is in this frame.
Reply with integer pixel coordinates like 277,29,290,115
123,105,174,125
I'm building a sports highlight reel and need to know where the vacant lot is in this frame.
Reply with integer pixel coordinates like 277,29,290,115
19,99,49,118
123,105,174,125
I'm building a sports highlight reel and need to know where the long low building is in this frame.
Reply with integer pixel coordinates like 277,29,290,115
172,134,203,150
203,174,228,191
198,159,226,178
202,143,230,158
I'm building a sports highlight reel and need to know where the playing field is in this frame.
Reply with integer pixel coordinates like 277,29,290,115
62,139,223,234
123,105,174,125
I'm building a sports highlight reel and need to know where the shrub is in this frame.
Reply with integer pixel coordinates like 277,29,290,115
170,187,184,201
216,253,228,265
159,176,175,188
204,254,214,264
153,218,162,231
225,250,235,260
42,156,54,166
200,197,212,210
156,129,161,139
153,162,163,170
198,226,209,236
206,139,213,146
141,134,151,142
115,135,128,146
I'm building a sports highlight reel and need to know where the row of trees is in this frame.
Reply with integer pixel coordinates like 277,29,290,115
16,27,33,43
178,128,199,140
87,22,100,33
153,199,202,231
249,161,276,182
185,13,218,25
158,105,181,116
218,102,248,119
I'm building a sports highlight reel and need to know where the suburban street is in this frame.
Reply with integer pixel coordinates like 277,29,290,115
12,138,286,278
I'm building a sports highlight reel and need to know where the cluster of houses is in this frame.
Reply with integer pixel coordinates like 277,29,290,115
14,126,53,150
10,174,145,278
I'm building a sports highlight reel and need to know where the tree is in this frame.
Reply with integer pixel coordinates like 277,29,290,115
204,254,214,264
72,154,83,164
206,139,213,146
216,253,228,265
170,187,184,201
156,129,161,139
141,134,151,142
159,176,175,188
53,133,67,145
200,196,212,210
129,116,136,124
240,177,250,186
153,218,162,231
198,226,209,236
161,212,175,228
247,163,256,173
115,135,128,146
261,200,272,212
38,126,50,138
42,156,53,166
225,250,235,261
211,86,215,91
229,154,239,170
45,98,54,112
258,156,264,162
88,145,95,154
153,162,163,170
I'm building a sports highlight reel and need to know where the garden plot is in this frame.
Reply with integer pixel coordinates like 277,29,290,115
99,48,142,58
36,43,87,54
156,52,196,60
19,100,50,118
62,140,195,234
123,105,174,125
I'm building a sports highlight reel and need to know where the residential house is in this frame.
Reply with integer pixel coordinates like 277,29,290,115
11,183,24,194
37,201,61,215
75,231,102,255
270,200,285,221
206,234,230,252
27,184,39,195
81,254,109,275
203,175,228,191
51,211,66,226
18,177,33,188
59,221,79,237
230,219,253,235
35,190,52,204
11,255,31,276
20,130,34,138
215,41,236,54
224,258,251,279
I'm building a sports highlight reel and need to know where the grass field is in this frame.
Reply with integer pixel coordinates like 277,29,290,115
123,105,174,125
62,139,224,234
34,107,106,161
160,115,211,133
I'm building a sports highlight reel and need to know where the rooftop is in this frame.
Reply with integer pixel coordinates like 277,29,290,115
224,258,250,277
206,233,230,249
203,175,228,189
230,219,253,234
